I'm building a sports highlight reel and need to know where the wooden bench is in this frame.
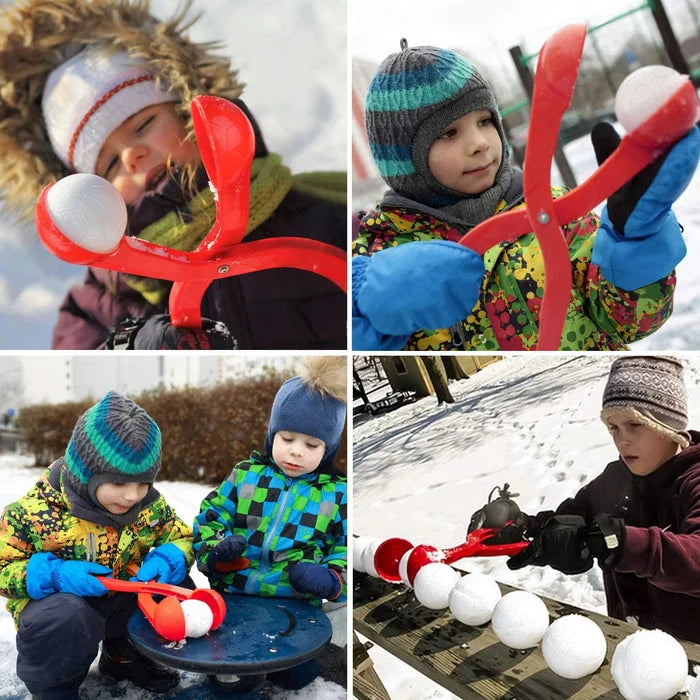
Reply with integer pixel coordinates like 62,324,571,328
353,572,700,699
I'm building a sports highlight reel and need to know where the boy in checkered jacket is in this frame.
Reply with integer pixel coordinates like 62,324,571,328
193,356,347,690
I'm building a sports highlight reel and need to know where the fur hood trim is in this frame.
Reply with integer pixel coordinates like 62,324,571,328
0,0,244,220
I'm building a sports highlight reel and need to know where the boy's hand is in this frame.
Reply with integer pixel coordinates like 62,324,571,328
586,513,626,567
25,552,111,599
208,535,249,571
133,543,187,584
353,240,484,337
507,515,594,575
591,124,699,290
287,562,343,600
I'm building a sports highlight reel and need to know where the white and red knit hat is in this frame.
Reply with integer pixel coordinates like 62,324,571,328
42,45,178,174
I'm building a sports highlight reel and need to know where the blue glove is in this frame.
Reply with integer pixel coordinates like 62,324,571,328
591,125,700,290
133,543,187,584
208,535,247,569
287,562,343,600
26,552,111,599
352,240,484,339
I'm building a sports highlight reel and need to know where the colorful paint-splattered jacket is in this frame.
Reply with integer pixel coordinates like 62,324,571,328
353,188,675,350
0,460,194,625
193,451,347,605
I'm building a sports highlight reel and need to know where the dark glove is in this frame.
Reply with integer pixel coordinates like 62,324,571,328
590,123,699,290
586,513,626,567
132,543,188,584
287,562,343,601
25,552,111,599
507,515,595,575
352,240,484,340
468,484,527,534
107,314,237,349
207,535,248,571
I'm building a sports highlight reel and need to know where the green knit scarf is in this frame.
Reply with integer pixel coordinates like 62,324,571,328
124,154,346,305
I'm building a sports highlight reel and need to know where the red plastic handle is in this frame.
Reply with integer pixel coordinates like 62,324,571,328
459,24,699,351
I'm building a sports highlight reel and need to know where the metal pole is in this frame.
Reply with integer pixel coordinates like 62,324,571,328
650,0,693,78
509,44,577,189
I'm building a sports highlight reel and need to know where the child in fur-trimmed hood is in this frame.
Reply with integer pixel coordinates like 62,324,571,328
0,0,346,350
193,356,347,692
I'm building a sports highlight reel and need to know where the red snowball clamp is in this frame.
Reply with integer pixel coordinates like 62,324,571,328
36,96,347,328
459,23,698,350
373,527,529,586
98,577,226,642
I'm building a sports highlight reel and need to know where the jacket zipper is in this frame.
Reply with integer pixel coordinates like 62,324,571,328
244,479,292,594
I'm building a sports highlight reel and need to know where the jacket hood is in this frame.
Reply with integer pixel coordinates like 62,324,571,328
0,0,244,221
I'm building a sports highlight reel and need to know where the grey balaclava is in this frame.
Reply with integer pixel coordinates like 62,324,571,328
365,42,515,225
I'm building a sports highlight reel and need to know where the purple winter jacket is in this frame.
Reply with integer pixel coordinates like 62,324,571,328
557,432,700,643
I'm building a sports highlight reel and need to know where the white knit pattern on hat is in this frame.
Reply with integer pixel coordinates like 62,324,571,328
42,46,178,174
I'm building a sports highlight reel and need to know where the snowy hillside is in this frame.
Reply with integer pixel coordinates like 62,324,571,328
353,353,700,698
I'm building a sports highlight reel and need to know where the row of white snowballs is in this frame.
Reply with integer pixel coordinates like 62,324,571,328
355,537,692,700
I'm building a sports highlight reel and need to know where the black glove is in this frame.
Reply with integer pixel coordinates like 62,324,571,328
591,121,668,233
507,515,595,575
468,484,527,533
107,314,237,350
208,535,247,569
586,513,626,567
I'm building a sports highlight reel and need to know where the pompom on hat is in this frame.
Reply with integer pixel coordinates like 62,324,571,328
265,357,347,471
601,356,690,448
41,45,178,174
65,390,162,506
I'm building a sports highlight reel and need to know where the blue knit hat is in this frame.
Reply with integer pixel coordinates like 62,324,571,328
265,357,346,471
65,391,162,505
365,42,512,212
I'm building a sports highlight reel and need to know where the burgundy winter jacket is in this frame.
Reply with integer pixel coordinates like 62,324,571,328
556,432,700,643
51,187,346,350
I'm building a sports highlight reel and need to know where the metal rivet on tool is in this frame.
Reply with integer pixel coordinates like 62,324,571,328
537,211,550,224
218,265,229,274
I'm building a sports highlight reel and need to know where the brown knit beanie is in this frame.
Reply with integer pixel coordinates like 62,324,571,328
601,356,690,448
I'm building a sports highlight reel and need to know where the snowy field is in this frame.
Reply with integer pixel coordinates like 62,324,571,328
0,0,346,349
0,455,346,699
353,353,700,698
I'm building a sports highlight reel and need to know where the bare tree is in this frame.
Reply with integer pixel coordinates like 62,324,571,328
422,357,454,405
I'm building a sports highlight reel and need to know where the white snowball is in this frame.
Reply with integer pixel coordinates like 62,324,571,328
361,539,383,578
413,563,460,610
448,572,502,626
690,675,700,700
181,599,214,638
491,590,550,650
45,173,126,254
541,614,607,679
398,547,414,587
615,65,687,134
353,536,374,573
611,629,688,700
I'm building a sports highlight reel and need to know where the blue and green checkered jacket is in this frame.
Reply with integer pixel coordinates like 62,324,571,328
193,451,347,604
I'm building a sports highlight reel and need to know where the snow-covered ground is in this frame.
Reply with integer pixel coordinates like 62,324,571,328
353,353,700,698
0,455,345,699
0,0,346,350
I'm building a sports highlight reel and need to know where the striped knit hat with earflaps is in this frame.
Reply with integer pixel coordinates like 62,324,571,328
65,391,162,506
601,356,690,448
365,41,513,219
